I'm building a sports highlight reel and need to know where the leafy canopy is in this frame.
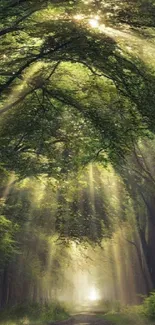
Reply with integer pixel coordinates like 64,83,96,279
0,0,155,177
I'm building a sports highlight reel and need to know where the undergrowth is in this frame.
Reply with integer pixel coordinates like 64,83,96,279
98,295,155,325
0,302,69,325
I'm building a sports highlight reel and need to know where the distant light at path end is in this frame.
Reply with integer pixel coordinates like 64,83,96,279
88,287,99,301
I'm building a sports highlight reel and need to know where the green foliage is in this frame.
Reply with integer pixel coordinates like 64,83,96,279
0,0,155,313
0,215,18,267
0,302,69,324
100,304,152,325
143,291,155,320
0,0,155,178
103,313,147,325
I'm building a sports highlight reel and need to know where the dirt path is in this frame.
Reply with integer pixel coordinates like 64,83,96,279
50,313,112,325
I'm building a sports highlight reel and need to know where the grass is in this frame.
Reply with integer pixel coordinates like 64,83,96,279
98,304,155,325
0,302,69,325
103,313,152,325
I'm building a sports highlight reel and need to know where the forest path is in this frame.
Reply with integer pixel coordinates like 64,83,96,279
50,313,112,325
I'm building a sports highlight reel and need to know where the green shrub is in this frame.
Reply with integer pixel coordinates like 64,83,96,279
0,302,69,324
143,291,155,319
101,304,152,325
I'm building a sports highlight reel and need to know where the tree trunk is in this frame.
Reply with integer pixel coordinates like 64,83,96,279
1,266,9,308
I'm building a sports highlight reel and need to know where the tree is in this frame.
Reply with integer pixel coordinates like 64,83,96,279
0,0,155,180
0,0,155,310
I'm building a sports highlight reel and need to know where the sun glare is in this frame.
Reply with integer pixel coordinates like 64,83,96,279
88,287,99,301
89,18,99,28
74,14,84,20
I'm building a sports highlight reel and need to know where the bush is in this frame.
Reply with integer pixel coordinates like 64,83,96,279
143,291,155,319
102,303,151,325
0,302,69,324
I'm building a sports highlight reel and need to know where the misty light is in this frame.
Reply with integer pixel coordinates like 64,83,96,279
88,287,99,301
89,18,99,28
74,14,84,20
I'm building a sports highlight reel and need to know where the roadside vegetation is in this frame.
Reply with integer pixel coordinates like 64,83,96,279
100,292,155,325
0,302,69,325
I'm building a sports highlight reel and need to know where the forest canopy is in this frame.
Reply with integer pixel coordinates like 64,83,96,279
1,0,155,313
0,0,155,177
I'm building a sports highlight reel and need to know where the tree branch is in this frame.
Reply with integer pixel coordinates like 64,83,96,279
0,37,79,99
